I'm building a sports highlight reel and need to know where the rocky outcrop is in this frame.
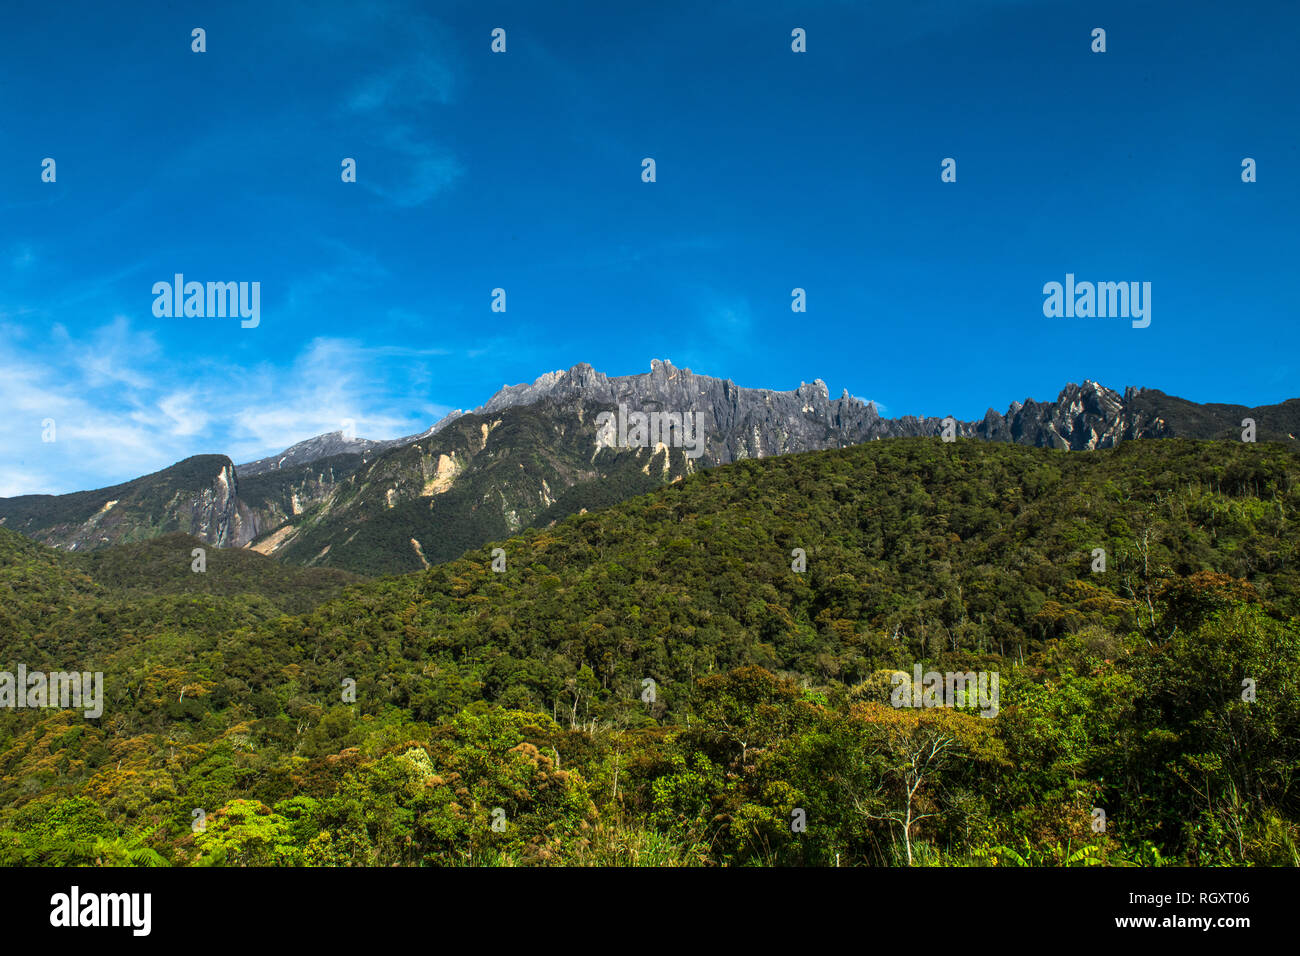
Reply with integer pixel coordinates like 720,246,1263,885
472,362,1187,461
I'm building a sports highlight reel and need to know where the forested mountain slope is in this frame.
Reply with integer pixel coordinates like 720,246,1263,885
1,438,1296,866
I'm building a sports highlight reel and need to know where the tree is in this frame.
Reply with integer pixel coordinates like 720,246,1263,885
193,799,299,866
842,704,1000,866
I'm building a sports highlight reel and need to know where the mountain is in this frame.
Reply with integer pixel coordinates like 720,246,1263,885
0,454,258,552
246,360,1300,471
2,360,1297,570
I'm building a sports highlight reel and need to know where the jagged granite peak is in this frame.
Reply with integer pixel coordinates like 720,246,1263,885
968,380,1173,450
472,359,901,463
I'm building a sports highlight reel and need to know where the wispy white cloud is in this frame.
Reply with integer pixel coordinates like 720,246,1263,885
57,316,161,390
0,320,460,497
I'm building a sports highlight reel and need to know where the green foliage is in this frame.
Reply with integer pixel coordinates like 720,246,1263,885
1,437,1297,865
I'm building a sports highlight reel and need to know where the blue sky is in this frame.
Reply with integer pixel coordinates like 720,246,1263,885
2,0,1296,495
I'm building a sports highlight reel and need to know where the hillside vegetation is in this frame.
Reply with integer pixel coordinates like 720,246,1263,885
1,438,1296,866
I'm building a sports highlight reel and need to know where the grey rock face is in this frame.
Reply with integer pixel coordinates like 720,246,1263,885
469,361,1163,463
968,380,1173,450
468,361,1296,461
477,359,915,465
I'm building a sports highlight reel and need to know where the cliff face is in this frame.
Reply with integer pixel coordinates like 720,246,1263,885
476,362,1191,457
479,359,906,462
180,459,258,548
244,400,691,573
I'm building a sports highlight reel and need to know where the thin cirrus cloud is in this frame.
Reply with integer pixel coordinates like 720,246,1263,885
342,34,463,207
346,52,457,113
0,320,458,497
359,126,464,208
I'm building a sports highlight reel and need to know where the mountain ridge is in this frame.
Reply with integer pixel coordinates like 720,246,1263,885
246,360,1300,476
3,360,1297,568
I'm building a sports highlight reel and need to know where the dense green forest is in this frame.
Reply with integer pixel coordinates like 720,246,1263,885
1,438,1296,866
